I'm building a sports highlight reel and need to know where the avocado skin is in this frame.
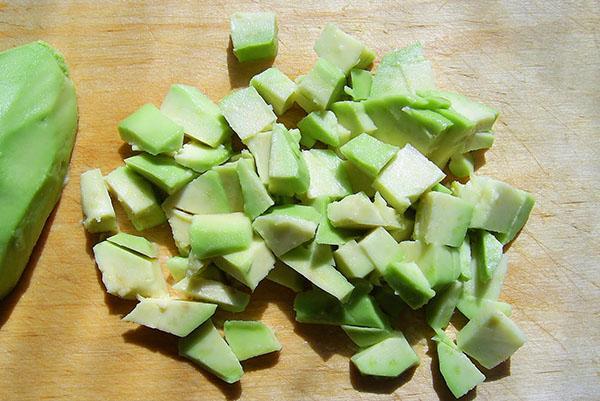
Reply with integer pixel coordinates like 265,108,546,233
0,41,78,299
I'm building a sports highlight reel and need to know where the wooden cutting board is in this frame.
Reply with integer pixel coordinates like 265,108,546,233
0,1,598,400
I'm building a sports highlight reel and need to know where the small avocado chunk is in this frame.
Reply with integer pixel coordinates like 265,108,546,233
331,101,377,137
80,169,118,233
384,261,435,310
118,104,184,155
162,170,230,215
457,236,472,281
267,124,310,196
124,153,196,195
464,131,494,152
374,144,445,212
351,334,419,377
416,243,461,290
310,197,356,246
160,84,231,147
303,149,352,200
342,325,391,347
224,320,282,361
107,232,158,258
334,240,376,279
213,161,245,212
297,110,350,147
340,133,398,178
219,86,276,141
267,263,306,292
164,208,193,256
173,141,231,173
457,308,526,369
173,275,250,313
421,90,499,132
359,227,400,274
296,58,346,112
237,158,274,220
461,253,508,303
166,256,188,282
215,237,276,291
93,241,167,299
253,213,317,257
179,320,244,384
456,294,512,320
123,297,217,337
314,23,375,74
105,166,166,231
449,151,475,178
414,191,474,247
344,162,376,197
230,12,278,63
245,130,272,184
426,281,462,329
189,213,252,259
327,192,385,229
250,67,296,115
345,69,373,101
434,334,485,398
373,192,411,232
472,230,503,282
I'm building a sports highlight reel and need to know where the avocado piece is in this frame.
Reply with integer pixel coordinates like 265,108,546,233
237,158,273,219
344,161,376,197
267,124,310,196
105,166,166,231
213,161,245,212
426,281,462,329
164,208,192,256
245,130,272,184
219,86,276,141
303,149,352,200
464,131,494,152
434,335,485,398
250,67,296,115
472,230,503,282
344,69,373,101
374,144,445,212
421,90,499,132
327,192,385,229
351,334,419,377
118,104,183,155
253,214,317,257
296,58,346,112
427,107,476,168
268,204,322,223
331,101,377,138
230,12,278,63
92,241,167,299
215,237,276,291
373,192,412,233
266,262,306,292
462,253,508,302
456,294,512,320
495,192,535,245
107,232,158,258
384,261,435,310
416,243,461,290
80,169,117,233
432,183,452,194
359,227,400,274
340,133,398,178
314,23,374,74
224,320,282,361
124,153,196,195
342,325,392,347
189,213,253,259
179,320,244,384
162,170,230,215
449,151,475,178
334,240,376,279
166,256,188,282
173,275,250,313
297,110,350,147
173,141,231,173
457,236,472,281
457,307,526,369
413,191,474,247
310,197,357,246
0,42,78,299
123,297,217,337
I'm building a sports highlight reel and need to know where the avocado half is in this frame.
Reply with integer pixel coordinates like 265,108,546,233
0,41,78,299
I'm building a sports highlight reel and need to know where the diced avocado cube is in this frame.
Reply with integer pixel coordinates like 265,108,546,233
398,240,425,262
373,192,411,233
213,161,245,212
426,281,462,329
166,256,188,282
495,191,535,245
457,308,526,369
162,170,230,215
462,253,509,302
164,208,192,256
331,101,377,138
267,263,306,292
105,166,166,231
464,131,494,152
215,237,276,291
414,191,474,247
123,297,217,337
436,339,485,398
458,236,472,281
267,124,310,196
93,241,167,299
124,153,196,195
416,243,461,290
160,84,231,147
245,130,272,184
189,213,253,259
314,23,374,74
432,183,452,194
296,58,345,112
344,161,376,197
173,141,231,173
250,67,296,115
268,204,322,223
427,107,476,168
472,230,503,282
342,325,391,347
219,87,276,141
344,69,372,101
179,320,243,383
310,197,356,246
297,110,349,147
237,158,273,220
327,192,385,229
334,240,376,279
118,104,184,155
457,294,512,320
80,169,118,233
282,242,354,302
230,12,278,63
224,320,282,361
421,90,499,132
384,261,435,310
449,151,475,178
340,133,397,178
173,276,250,313
359,227,400,274
374,144,445,212
303,149,352,200
107,232,158,258
351,334,419,377
253,213,317,257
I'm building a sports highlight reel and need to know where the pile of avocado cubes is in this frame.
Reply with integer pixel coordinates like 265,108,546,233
80,12,534,397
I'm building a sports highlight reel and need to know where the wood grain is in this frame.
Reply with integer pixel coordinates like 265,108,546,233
0,1,598,400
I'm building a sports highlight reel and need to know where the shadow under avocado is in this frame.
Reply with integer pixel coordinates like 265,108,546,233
226,38,274,90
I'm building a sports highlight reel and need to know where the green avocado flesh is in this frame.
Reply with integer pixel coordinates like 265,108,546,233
0,41,78,299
